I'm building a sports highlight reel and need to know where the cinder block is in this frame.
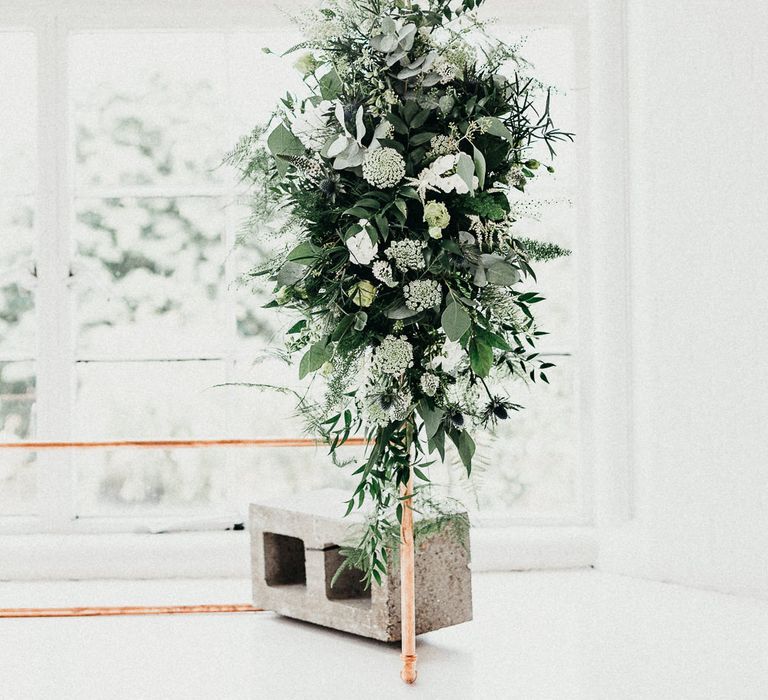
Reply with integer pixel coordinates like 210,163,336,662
249,488,472,642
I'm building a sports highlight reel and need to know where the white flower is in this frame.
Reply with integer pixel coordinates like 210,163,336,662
403,279,441,312
349,280,377,307
325,108,393,171
374,335,414,375
433,56,457,84
420,372,440,397
408,154,477,200
297,9,344,44
433,339,464,374
372,260,397,287
427,134,458,159
326,103,367,169
423,200,450,241
290,100,333,151
385,239,426,272
362,147,406,189
346,226,377,266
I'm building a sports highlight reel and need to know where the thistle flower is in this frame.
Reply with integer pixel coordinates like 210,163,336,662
481,396,523,426
403,279,442,312
374,335,414,375
385,239,426,272
362,147,406,189
317,172,342,201
365,387,412,426
448,409,465,430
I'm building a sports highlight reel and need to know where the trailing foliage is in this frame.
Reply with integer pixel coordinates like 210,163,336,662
231,0,572,584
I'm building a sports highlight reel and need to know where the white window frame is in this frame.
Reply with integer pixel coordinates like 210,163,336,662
0,0,631,577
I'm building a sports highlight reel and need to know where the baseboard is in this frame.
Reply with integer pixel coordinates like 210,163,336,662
0,526,597,581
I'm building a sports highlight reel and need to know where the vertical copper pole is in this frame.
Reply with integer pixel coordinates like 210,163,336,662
400,425,417,684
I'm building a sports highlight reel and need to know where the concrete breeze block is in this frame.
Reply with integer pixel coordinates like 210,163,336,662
249,488,472,642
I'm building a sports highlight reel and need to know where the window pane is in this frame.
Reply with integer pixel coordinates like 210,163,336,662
74,359,227,515
513,198,577,351
73,197,226,358
0,361,36,514
228,31,304,136
74,360,227,440
0,32,36,194
71,32,229,189
76,446,230,516
227,445,360,514
0,198,35,356
432,357,579,517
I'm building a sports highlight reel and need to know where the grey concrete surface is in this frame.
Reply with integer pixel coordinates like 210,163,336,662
249,489,473,641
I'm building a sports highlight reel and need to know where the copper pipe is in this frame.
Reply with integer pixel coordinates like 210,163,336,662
399,426,417,685
0,437,369,450
0,604,263,618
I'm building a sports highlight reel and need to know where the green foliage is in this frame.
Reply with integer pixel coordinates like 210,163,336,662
441,302,470,341
457,191,509,221
234,0,573,583
519,237,572,262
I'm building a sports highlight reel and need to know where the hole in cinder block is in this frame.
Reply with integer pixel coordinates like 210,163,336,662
324,546,371,603
263,533,306,587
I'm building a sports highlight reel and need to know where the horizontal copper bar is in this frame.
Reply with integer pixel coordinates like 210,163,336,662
0,437,369,450
0,604,263,618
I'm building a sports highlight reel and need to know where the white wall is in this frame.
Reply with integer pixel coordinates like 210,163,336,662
597,0,768,598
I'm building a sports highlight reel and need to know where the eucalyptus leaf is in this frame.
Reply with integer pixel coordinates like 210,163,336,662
438,94,454,115
418,400,444,440
287,241,319,265
456,152,476,193
487,261,521,286
441,302,471,341
276,261,304,286
472,146,487,189
385,305,419,319
267,123,304,157
299,340,330,379
482,116,516,145
318,68,342,100
457,430,475,472
469,337,493,377
409,132,436,146
353,311,368,331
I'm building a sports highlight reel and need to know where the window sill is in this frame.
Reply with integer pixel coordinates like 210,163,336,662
0,526,597,580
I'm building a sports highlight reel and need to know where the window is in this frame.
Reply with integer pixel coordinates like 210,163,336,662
0,0,590,537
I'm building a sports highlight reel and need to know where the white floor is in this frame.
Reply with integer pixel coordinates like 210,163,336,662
0,571,766,700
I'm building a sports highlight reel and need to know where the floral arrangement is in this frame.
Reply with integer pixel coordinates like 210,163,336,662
230,0,572,583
